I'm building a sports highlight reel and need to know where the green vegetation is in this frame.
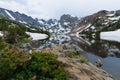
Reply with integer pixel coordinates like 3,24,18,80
0,17,68,80
12,52,69,80
0,16,50,44
0,51,69,80
112,77,117,80
81,18,120,41
0,39,69,80
92,18,103,27
79,57,88,63
0,45,30,79
65,52,81,58
102,20,120,31
65,52,88,63
0,17,27,43
0,50,29,79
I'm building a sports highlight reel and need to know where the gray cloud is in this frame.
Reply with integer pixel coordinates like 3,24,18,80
0,0,120,19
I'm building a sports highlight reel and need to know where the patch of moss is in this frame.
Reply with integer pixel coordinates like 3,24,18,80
79,57,88,63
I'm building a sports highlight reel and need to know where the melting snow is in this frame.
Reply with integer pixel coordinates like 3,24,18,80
75,24,91,37
26,32,48,40
38,20,44,24
107,13,114,17
85,24,91,29
19,21,27,24
91,26,95,29
5,10,15,20
64,22,69,25
100,29,120,42
25,25,29,28
30,28,36,30
76,32,80,37
0,31,3,36
108,16,120,20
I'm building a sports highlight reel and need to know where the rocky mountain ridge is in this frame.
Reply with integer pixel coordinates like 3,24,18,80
1,7,120,35
0,8,41,27
71,10,120,37
0,8,80,35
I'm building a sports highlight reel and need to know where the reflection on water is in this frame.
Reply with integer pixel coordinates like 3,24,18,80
72,35,120,80
39,34,71,49
38,33,120,80
79,36,120,58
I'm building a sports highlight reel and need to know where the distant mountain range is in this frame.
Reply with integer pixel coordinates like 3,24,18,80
0,7,120,37
0,8,79,34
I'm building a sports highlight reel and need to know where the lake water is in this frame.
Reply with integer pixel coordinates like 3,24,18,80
38,33,120,80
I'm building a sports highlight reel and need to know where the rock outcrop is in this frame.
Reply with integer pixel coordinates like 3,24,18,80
36,43,113,80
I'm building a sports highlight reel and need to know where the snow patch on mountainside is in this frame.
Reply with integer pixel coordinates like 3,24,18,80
64,22,70,25
100,29,120,42
106,13,115,17
85,24,91,29
75,24,91,37
19,21,27,24
108,16,120,20
38,20,44,24
5,10,15,20
91,26,95,30
0,31,3,36
26,32,48,40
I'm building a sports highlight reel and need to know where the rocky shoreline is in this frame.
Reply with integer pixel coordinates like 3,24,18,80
34,43,113,80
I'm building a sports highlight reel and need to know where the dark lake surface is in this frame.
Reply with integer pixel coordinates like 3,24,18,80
38,34,120,80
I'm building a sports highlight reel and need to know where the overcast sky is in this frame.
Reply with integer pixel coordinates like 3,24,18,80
0,0,120,19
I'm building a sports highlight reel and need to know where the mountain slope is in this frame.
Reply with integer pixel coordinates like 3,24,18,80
1,7,120,40
0,8,81,35
0,16,49,43
0,8,41,27
71,10,120,38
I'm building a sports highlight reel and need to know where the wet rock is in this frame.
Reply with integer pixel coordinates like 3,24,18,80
63,44,67,49
94,59,102,67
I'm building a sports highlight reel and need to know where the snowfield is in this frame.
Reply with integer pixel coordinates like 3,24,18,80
26,32,48,40
100,29,120,42
5,10,15,20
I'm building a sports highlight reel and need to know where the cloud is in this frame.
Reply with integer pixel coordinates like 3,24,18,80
0,0,26,13
0,0,120,19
